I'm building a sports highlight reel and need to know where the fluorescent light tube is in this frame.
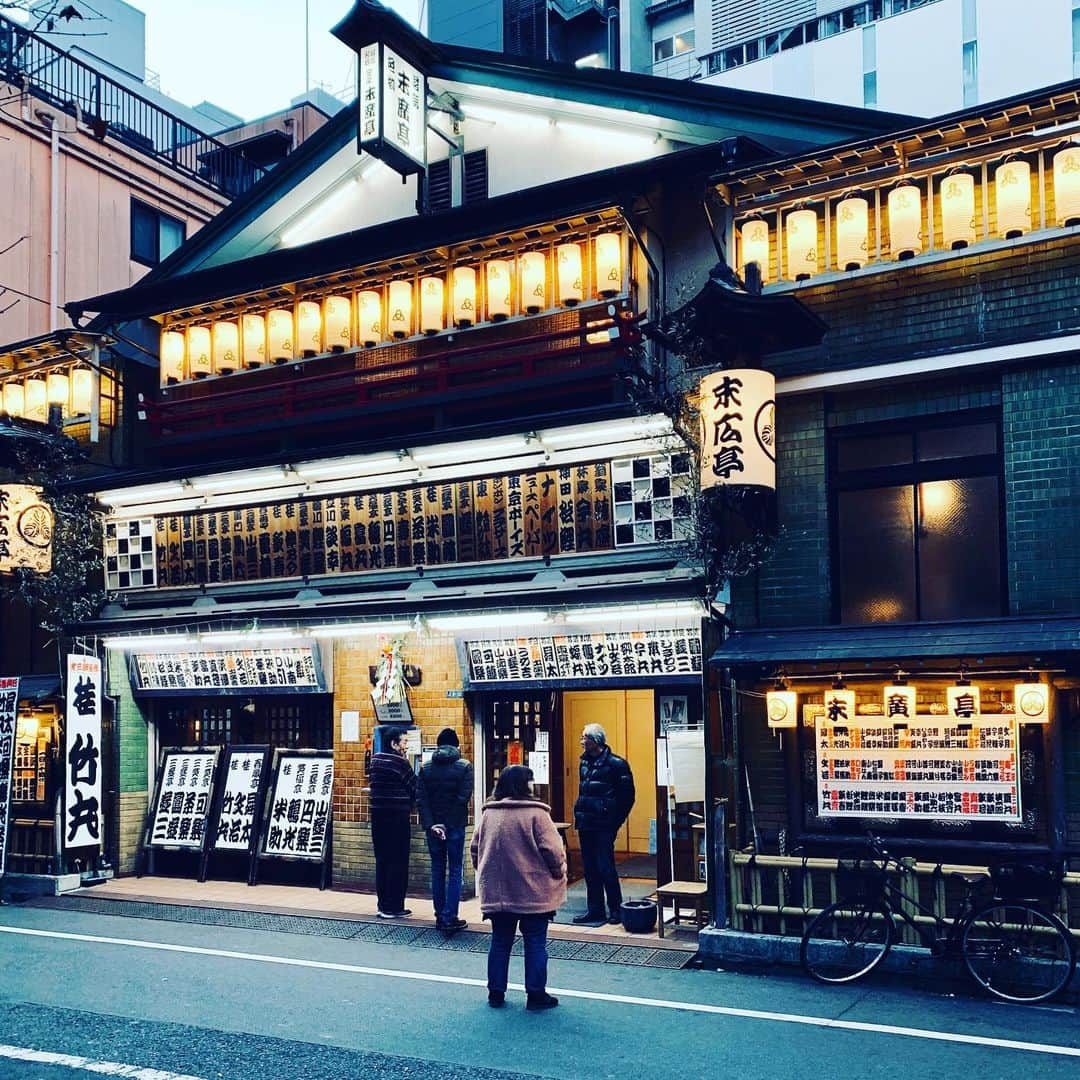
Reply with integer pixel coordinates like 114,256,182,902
103,634,197,649
427,611,549,630
562,602,704,624
308,622,412,637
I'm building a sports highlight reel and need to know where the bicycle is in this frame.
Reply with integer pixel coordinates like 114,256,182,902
799,835,1076,1003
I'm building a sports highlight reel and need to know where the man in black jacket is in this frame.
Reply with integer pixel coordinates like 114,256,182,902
572,723,635,925
369,725,417,919
418,728,474,931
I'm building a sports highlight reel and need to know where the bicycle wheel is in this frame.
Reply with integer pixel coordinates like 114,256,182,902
801,900,894,984
962,902,1076,1003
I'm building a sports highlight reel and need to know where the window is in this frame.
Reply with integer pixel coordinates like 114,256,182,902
130,199,184,266
831,416,1003,624
654,30,694,63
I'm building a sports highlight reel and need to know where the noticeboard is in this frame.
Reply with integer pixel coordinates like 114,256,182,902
210,746,271,854
129,646,325,696
146,747,220,850
259,750,333,862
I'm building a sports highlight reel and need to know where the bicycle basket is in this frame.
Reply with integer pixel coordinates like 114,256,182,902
836,851,888,900
989,861,1065,902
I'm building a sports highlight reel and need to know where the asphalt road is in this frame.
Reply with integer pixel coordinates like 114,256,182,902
1,902,1079,1080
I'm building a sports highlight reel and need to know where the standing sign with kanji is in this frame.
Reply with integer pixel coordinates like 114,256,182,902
65,654,102,851
202,745,271,884
699,369,776,491
0,677,19,874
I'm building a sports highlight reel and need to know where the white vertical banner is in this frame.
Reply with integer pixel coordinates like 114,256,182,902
0,676,18,874
65,654,102,851
699,369,776,490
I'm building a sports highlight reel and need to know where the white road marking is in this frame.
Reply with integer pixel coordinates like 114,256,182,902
2,924,1079,1059
0,1042,204,1079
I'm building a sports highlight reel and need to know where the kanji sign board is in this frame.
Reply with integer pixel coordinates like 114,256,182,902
65,654,102,850
358,42,426,175
0,677,18,874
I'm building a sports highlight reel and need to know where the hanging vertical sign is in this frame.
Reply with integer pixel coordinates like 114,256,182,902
65,654,102,851
698,369,776,490
358,42,427,176
0,676,18,874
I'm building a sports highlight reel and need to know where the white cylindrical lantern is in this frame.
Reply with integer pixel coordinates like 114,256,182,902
995,159,1031,238
486,260,511,321
387,280,413,338
357,289,382,346
698,368,776,491
785,208,818,280
46,370,68,417
70,367,93,415
160,329,186,384
186,325,212,378
1013,682,1049,724
420,275,444,335
823,688,856,725
452,266,477,327
519,251,546,314
212,320,239,375
267,308,294,364
940,172,976,249
946,683,980,718
241,313,266,368
556,243,583,306
766,690,797,730
323,295,351,352
3,381,25,417
739,219,770,283
594,232,622,297
883,684,916,721
835,196,868,271
888,184,923,259
1053,145,1080,226
24,376,47,422
297,300,322,356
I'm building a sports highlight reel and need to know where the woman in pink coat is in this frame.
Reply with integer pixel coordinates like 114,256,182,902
470,764,567,1010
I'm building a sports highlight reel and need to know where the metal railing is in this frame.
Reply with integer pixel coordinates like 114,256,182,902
0,14,264,196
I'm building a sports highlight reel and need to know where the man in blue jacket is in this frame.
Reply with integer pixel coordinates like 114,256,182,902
418,728,474,931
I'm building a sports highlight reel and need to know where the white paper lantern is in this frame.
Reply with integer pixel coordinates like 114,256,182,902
46,370,68,418
785,208,818,280
323,296,352,352
946,684,980,718
357,290,382,346
486,260,511,321
740,219,770,283
835,196,869,271
766,689,797,729
241,314,266,368
388,280,413,338
519,251,546,313
556,243,583,306
24,376,47,422
297,300,323,356
420,275,444,335
823,688,856,725
186,326,213,378
940,172,976,249
267,309,294,364
995,159,1031,238
212,321,239,375
594,232,622,297
1053,146,1080,226
1013,682,1049,724
3,381,25,417
452,267,477,327
883,684,916,721
70,367,93,415
888,184,923,259
160,330,186,384
698,368,776,491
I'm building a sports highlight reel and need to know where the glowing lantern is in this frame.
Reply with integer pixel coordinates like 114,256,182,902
940,171,976,249
357,290,382,346
212,321,239,375
785,208,817,280
267,309,294,364
946,683,980,718
519,251,546,313
995,159,1031,238
452,266,477,327
1013,681,1049,724
160,330,186,384
766,689,797,730
594,232,622,297
70,367,93,415
388,280,413,338
888,184,923,259
556,243,583,306
420,275,444,335
323,296,351,352
241,314,266,369
297,300,322,356
486,260,511,320
46,370,68,418
3,381,24,417
740,219,770,283
24,376,47,422
823,688,855,725
883,684,916,721
1053,145,1080,226
186,326,212,378
835,196,868,271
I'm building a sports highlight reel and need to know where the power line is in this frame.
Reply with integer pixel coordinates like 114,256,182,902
0,279,49,305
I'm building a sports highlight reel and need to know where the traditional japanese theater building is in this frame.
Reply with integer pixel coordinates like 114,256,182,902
57,1,900,895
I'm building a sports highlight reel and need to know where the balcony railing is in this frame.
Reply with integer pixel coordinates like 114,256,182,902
0,14,264,196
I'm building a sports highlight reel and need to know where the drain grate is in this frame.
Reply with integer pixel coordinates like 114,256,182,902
27,895,693,969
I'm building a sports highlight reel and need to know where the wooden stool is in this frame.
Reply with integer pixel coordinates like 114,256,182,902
654,880,709,938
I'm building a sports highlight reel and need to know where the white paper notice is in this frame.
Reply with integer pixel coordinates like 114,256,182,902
667,728,705,803
655,738,670,787
528,751,550,784
534,731,549,752
340,711,360,743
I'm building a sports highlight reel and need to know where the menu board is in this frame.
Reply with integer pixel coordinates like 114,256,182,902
260,751,333,860
148,749,219,848
815,713,1020,821
212,748,268,852
466,628,703,683
130,647,323,693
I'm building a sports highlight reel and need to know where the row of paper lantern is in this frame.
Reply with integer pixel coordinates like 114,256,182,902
765,680,1050,728
742,148,1080,282
159,234,624,383
1,368,94,421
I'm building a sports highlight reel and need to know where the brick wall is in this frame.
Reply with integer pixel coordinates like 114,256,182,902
108,648,150,873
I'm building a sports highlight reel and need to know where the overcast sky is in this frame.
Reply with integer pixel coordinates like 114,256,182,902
132,0,421,120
